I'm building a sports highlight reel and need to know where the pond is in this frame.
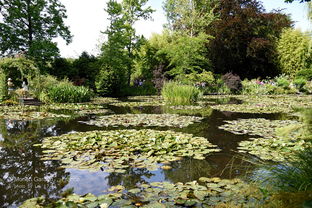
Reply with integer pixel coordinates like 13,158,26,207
0,96,304,207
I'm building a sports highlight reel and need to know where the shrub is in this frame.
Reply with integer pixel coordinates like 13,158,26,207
161,81,202,105
275,75,290,90
296,69,312,81
176,71,215,85
276,28,311,76
41,82,93,103
293,78,307,92
221,72,242,93
241,79,273,95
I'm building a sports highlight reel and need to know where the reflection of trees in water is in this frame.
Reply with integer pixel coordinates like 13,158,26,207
106,168,154,189
163,157,213,183
0,119,69,207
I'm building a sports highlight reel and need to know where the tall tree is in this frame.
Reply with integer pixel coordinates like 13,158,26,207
163,0,217,36
99,0,153,95
207,0,292,78
0,0,72,60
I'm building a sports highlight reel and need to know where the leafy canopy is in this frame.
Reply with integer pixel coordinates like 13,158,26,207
0,0,72,59
98,0,154,95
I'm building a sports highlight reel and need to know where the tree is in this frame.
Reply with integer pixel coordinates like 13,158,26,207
276,28,311,76
163,0,217,36
98,0,153,95
0,0,72,60
207,0,292,78
72,51,99,90
161,0,216,78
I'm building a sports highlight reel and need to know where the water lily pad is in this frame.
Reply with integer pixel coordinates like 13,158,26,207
81,114,203,128
20,177,261,208
209,95,312,113
219,118,311,162
39,129,220,172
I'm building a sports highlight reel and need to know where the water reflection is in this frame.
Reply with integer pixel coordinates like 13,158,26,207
0,119,69,207
0,99,288,207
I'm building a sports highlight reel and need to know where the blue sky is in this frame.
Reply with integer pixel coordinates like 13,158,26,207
57,0,310,57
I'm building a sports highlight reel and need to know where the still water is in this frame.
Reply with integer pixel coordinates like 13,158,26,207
0,99,285,207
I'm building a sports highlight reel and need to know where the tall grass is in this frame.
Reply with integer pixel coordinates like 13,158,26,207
161,81,202,105
33,75,93,103
269,147,312,192
40,82,93,103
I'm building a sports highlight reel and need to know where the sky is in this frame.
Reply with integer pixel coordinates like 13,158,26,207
56,0,311,58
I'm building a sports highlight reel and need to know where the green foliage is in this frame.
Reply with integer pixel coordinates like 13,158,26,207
268,147,312,192
99,0,154,96
50,57,75,79
0,57,40,89
0,0,71,61
0,71,8,101
132,40,159,82
27,40,60,71
122,81,157,96
293,78,307,92
275,75,290,90
72,52,100,90
161,81,202,105
241,79,275,95
163,0,217,36
176,70,215,85
300,108,312,138
276,29,311,76
95,69,116,96
296,69,312,81
40,81,93,103
31,75,59,99
163,32,212,76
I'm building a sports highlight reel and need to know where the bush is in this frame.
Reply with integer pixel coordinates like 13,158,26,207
241,79,274,95
275,75,290,90
276,28,311,76
296,69,312,81
293,78,307,92
221,72,242,93
41,82,93,103
161,81,202,105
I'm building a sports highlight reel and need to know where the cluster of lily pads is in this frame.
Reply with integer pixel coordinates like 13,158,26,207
0,103,112,120
90,97,120,104
82,114,203,128
111,101,165,107
210,95,312,114
219,119,300,138
38,129,220,173
21,178,262,208
219,118,311,161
